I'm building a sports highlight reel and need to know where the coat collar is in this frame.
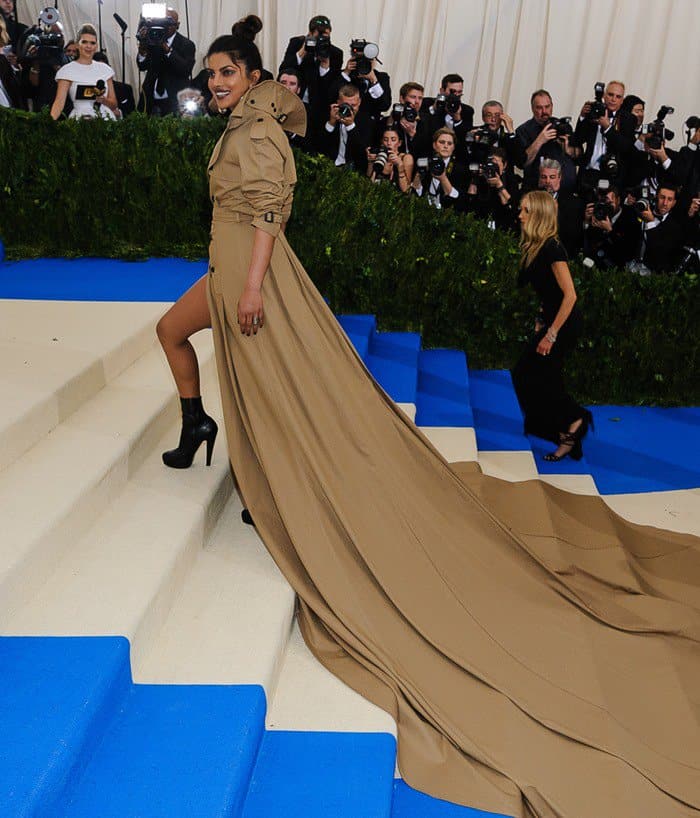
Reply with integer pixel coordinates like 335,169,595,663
227,80,307,136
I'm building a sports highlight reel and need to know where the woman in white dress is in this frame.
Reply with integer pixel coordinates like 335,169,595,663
50,24,117,120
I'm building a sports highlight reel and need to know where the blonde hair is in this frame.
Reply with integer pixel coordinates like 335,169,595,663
520,191,559,268
0,16,9,47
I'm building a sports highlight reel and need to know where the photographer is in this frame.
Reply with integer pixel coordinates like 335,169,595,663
412,127,467,211
278,14,341,131
574,81,636,193
367,126,414,193
632,184,685,274
582,182,638,269
390,82,431,159
422,74,474,158
319,83,373,173
50,24,117,120
673,119,700,211
477,100,524,167
136,7,195,116
465,146,520,232
538,159,584,256
516,89,578,192
335,40,391,122
18,14,67,111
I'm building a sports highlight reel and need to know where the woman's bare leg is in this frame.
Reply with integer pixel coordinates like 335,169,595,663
156,275,211,397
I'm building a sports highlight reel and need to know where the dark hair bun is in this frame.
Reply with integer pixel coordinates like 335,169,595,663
231,14,262,41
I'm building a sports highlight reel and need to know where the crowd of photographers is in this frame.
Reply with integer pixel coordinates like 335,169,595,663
2,3,699,274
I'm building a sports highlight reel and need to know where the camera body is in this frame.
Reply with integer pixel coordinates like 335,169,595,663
391,102,417,124
21,7,64,63
633,184,652,215
435,92,461,116
349,38,379,76
305,33,332,59
588,82,606,121
548,116,573,137
468,158,499,180
646,106,675,150
137,4,176,49
599,152,620,179
372,148,389,174
465,126,497,163
429,155,446,177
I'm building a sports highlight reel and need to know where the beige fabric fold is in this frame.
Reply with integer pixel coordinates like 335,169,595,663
206,220,700,818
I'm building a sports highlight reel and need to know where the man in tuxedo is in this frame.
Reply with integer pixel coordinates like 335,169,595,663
477,99,525,168
278,14,342,135
318,83,373,174
635,184,685,273
538,159,584,256
465,146,520,233
675,124,700,211
333,48,391,124
136,8,195,116
583,183,639,269
391,81,431,158
574,81,637,194
421,73,475,160
516,89,578,192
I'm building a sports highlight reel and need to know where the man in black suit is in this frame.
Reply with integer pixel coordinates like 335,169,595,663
136,8,195,116
278,14,342,134
278,68,313,153
421,73,474,160
574,81,637,194
0,50,25,108
516,89,578,192
634,184,685,273
583,183,639,269
538,159,584,256
670,124,700,211
390,81,431,158
333,46,391,124
476,99,525,168
318,83,373,174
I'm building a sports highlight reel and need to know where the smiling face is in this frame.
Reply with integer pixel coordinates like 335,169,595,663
77,31,97,61
631,102,644,127
207,51,260,111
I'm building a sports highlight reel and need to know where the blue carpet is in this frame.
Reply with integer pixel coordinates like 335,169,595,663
0,258,206,301
392,780,511,817
467,369,530,451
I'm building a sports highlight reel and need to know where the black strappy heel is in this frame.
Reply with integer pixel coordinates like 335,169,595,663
543,410,593,462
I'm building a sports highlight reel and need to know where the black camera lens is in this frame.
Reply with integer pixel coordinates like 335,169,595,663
403,105,417,123
338,102,352,119
429,155,446,176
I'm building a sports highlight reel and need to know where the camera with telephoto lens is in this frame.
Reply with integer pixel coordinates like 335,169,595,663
305,33,332,59
349,38,379,75
645,106,675,150
685,115,700,131
588,82,606,121
137,3,175,47
372,148,389,174
337,102,353,119
21,7,64,63
600,152,620,179
548,116,573,137
633,184,652,215
465,126,497,163
394,102,418,123
591,179,614,221
429,155,446,176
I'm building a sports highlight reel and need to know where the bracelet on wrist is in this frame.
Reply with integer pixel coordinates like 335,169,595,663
546,329,557,344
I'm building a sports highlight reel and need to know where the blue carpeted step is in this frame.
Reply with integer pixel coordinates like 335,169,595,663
63,684,266,818
337,314,377,362
242,731,396,818
468,370,530,452
528,434,591,475
0,636,132,816
0,258,207,302
367,331,422,404
391,779,511,817
416,349,473,427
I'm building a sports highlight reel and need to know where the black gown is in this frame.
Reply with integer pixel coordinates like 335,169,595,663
511,237,585,442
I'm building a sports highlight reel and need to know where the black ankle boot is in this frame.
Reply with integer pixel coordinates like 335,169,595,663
162,397,218,469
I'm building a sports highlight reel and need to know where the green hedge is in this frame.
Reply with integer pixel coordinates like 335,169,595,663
1,108,697,405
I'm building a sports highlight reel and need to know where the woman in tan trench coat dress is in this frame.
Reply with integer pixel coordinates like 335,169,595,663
203,32,700,818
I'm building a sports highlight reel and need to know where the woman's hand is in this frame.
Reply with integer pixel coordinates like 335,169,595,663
237,286,264,336
536,336,554,356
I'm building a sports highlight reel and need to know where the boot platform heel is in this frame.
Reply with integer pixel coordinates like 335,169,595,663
162,397,218,469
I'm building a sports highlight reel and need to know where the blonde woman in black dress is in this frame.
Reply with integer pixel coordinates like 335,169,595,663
511,190,592,460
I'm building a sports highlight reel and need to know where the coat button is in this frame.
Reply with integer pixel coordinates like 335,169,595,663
210,195,215,203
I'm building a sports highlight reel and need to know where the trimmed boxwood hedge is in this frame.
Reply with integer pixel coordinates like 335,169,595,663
1,108,697,405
